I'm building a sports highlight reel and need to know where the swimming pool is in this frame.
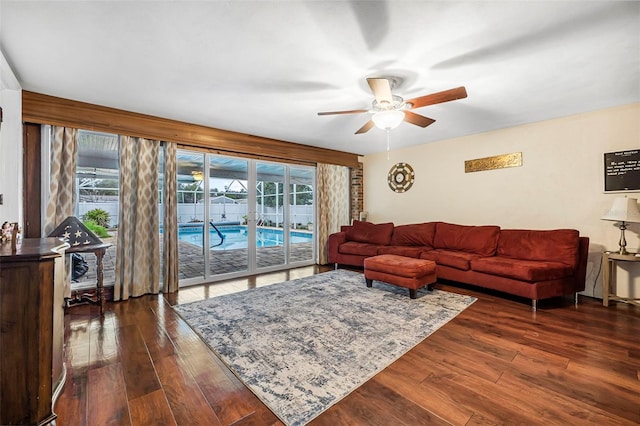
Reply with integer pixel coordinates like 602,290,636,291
177,225,313,250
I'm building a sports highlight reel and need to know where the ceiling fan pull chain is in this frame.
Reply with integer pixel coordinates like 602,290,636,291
386,129,390,160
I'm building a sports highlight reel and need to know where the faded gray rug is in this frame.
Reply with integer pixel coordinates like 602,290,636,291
174,269,476,426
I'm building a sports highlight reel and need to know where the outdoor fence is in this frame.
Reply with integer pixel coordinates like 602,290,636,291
78,202,314,229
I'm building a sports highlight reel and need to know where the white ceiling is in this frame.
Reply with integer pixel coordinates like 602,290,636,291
1,1,638,156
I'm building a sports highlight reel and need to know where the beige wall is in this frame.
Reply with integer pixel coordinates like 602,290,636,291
363,103,640,299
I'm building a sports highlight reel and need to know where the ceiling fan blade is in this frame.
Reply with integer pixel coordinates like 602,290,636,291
355,120,375,134
405,86,467,109
403,110,436,128
317,109,369,116
367,78,393,105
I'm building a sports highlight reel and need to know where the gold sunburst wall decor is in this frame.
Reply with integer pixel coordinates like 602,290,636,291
388,162,415,193
465,152,523,173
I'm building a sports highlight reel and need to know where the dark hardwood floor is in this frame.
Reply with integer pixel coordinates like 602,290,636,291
55,266,640,425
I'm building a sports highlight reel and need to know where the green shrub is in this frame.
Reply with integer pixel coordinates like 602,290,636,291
83,220,110,238
83,208,111,228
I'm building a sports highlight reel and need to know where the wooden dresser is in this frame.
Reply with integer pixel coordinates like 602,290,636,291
0,238,69,425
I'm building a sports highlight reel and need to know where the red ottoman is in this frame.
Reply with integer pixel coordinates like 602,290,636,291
364,254,437,299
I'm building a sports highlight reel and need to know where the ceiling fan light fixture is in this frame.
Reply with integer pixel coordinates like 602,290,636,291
372,110,405,130
317,78,466,135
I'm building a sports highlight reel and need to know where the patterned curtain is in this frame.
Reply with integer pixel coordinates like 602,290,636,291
43,126,78,236
317,163,350,264
114,137,160,300
162,142,179,293
43,126,78,299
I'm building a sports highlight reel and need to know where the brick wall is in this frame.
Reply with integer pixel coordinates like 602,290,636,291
350,162,364,223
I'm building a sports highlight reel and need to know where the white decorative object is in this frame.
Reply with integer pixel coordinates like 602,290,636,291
602,197,640,254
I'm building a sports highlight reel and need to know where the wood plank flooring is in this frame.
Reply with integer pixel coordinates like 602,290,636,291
55,266,640,425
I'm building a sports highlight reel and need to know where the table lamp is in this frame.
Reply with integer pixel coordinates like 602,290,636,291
601,197,640,254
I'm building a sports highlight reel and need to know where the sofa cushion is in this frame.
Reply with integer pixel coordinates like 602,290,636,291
419,249,439,262
377,245,431,258
435,250,479,271
345,220,394,246
497,229,579,268
433,222,500,256
338,241,380,257
471,257,573,282
390,222,437,248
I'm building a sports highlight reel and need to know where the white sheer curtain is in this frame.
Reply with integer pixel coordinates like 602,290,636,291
316,163,350,264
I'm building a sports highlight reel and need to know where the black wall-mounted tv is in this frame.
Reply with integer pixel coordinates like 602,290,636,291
604,149,640,192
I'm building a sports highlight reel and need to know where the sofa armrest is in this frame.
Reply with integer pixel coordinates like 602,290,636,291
327,231,348,264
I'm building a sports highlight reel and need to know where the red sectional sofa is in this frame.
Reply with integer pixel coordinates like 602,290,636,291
327,221,589,309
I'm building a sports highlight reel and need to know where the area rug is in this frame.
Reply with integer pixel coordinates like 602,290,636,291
174,269,476,426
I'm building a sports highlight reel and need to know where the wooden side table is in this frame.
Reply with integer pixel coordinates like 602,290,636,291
66,242,111,314
601,252,640,307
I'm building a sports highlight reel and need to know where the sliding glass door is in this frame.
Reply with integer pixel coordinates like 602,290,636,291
256,162,286,269
289,167,314,264
177,150,315,286
176,152,206,281
208,156,249,276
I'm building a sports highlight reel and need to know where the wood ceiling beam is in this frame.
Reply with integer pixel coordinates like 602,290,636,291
22,91,359,168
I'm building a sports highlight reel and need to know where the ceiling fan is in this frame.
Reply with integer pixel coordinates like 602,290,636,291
318,77,467,134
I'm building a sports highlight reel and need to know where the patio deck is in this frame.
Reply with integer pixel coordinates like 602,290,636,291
71,235,314,290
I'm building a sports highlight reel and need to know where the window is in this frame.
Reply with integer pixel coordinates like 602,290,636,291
73,130,120,290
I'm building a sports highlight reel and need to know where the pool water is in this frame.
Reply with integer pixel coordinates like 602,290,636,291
178,225,312,250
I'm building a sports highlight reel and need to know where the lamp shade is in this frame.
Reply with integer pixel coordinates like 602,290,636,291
372,110,405,130
601,197,640,223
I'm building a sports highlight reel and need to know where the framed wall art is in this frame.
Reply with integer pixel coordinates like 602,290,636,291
604,149,640,192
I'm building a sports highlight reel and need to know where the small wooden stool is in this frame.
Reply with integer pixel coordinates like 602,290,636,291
364,254,437,299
